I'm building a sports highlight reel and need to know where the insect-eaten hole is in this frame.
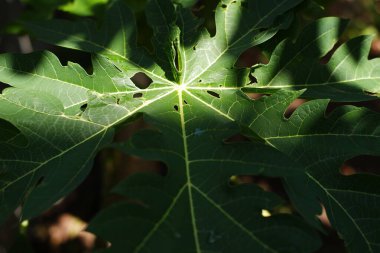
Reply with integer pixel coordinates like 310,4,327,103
284,99,307,119
244,93,265,100
249,72,258,84
340,155,380,176
184,100,188,104
174,105,179,111
364,90,378,96
221,4,227,8
50,47,93,74
207,90,220,98
0,82,10,94
316,204,335,229
80,103,88,112
133,92,143,99
131,72,152,89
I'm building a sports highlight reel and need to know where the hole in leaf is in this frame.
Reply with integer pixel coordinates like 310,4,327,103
0,82,10,93
249,72,257,83
317,204,332,228
341,155,380,176
245,93,265,100
364,91,378,96
221,4,227,8
133,93,143,99
316,204,346,249
261,209,271,217
284,99,307,119
80,103,88,112
112,64,123,73
131,72,152,89
49,46,93,74
184,100,188,104
174,105,179,111
192,46,196,50
339,165,357,176
198,79,202,82
207,90,220,98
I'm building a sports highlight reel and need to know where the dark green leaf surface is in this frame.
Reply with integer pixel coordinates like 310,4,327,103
245,91,380,252
249,17,380,101
189,85,380,251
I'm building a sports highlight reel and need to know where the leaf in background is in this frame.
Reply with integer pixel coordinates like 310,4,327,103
59,0,109,16
249,17,380,101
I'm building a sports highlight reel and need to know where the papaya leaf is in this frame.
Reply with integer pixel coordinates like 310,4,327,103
0,0,379,252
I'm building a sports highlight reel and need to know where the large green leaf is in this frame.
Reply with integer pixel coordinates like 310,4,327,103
0,0,323,251
249,17,380,102
1,0,380,252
